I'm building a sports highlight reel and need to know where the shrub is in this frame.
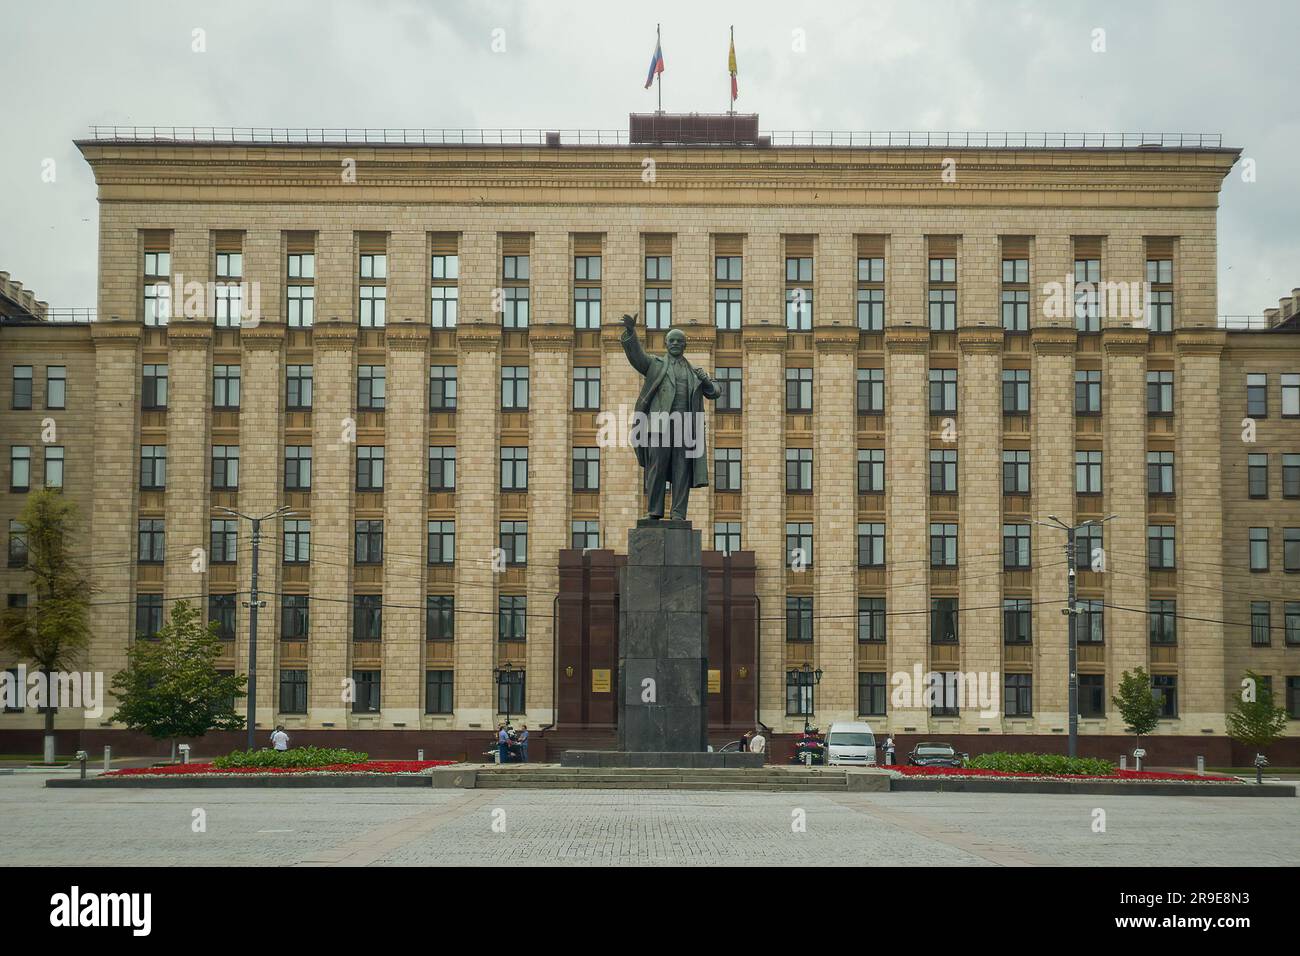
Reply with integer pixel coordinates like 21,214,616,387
213,746,369,769
965,752,1115,776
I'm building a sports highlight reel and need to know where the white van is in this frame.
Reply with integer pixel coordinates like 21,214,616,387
825,721,877,766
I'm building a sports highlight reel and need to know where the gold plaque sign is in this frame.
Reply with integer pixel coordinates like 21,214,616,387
707,669,722,694
591,668,611,693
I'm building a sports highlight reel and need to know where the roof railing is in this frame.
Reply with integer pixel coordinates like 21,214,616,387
43,308,97,323
1217,315,1278,330
83,126,1224,149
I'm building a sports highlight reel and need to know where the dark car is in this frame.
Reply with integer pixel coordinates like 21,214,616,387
907,742,968,768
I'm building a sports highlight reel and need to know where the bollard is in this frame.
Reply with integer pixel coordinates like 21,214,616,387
178,743,191,765
75,751,88,780
417,749,424,761
1196,755,1205,775
103,745,111,772
1119,755,1127,771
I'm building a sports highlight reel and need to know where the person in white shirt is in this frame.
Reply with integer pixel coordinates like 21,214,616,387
270,726,290,751
749,730,766,756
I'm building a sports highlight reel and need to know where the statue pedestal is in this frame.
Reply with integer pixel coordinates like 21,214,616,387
617,519,708,753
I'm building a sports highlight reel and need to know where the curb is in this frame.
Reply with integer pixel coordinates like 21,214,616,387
45,774,435,788
887,777,1296,797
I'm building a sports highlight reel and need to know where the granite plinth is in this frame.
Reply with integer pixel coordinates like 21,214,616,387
560,750,766,769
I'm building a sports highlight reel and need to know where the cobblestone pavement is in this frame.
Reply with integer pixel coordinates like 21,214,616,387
2,774,1296,866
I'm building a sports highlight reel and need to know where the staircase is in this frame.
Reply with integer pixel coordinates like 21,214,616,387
471,765,883,793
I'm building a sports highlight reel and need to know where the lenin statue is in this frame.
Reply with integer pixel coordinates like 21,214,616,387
620,312,720,521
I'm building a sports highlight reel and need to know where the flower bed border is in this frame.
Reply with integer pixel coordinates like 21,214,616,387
878,764,1239,783
102,760,455,778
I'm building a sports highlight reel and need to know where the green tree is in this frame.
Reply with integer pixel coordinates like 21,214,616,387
1226,670,1288,754
1112,667,1161,755
0,489,93,764
111,600,246,760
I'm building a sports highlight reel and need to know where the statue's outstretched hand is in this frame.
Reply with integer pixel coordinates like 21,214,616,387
621,312,638,330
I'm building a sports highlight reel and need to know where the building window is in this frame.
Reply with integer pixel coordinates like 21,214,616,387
286,364,313,410
282,594,309,640
1001,258,1029,332
572,520,600,551
785,522,813,568
714,447,741,491
284,446,312,491
430,365,457,411
502,254,531,329
1246,373,1269,418
213,251,244,328
497,669,525,714
573,255,602,329
858,598,886,643
354,520,383,565
1147,451,1174,495
9,446,30,491
427,521,455,565
714,257,743,331
287,252,315,328
1249,527,1269,572
1004,674,1033,716
357,366,386,411
1079,674,1105,717
429,446,456,492
10,366,31,409
856,368,884,415
140,445,166,490
929,523,958,568
857,523,885,568
1285,528,1300,572
858,448,885,494
135,594,163,640
1285,602,1300,646
1146,258,1174,333
1079,599,1105,643
359,252,387,328
498,595,527,641
1003,450,1030,495
1002,369,1030,415
1251,602,1272,647
929,672,961,718
573,366,601,410
431,252,459,328
572,447,600,492
427,595,454,641
137,518,165,563
856,256,886,331
500,446,528,491
785,596,813,643
283,519,310,564
1149,599,1177,645
209,445,238,491
930,599,959,644
501,366,529,410
714,521,741,555
1146,371,1174,415
208,594,236,641
1152,675,1178,718
425,670,453,715
210,519,237,563
279,670,307,714
1147,524,1175,569
44,366,65,410
927,257,957,331
352,595,382,642
1075,369,1101,414
212,365,241,410
1075,450,1103,495
1283,454,1300,498
6,520,26,568
785,256,813,331
1076,526,1103,572
500,521,527,566
785,367,812,412
43,447,63,489
142,363,168,410
858,671,887,717
352,670,381,713
1074,257,1100,332
143,250,171,327
641,254,674,329
356,446,384,491
1003,598,1032,643
929,368,958,415
1003,523,1031,569
929,449,958,494
785,448,813,493
1283,373,1300,418
715,367,742,411
786,670,815,717
1247,453,1269,498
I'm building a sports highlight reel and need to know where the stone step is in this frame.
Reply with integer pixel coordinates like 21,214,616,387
481,774,849,785
476,779,850,792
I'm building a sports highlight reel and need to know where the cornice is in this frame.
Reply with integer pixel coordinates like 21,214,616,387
456,323,501,351
311,321,358,352
813,326,860,354
90,321,142,348
1101,327,1149,356
166,322,213,351
528,324,575,352
1029,326,1077,356
883,326,930,354
384,322,431,352
1174,328,1227,357
957,325,1006,354
241,325,286,352
741,325,787,354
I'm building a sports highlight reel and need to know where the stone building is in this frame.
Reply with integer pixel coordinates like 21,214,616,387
1,119,1298,759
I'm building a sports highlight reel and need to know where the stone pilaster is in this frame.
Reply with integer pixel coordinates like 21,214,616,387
163,325,213,611
601,229,643,545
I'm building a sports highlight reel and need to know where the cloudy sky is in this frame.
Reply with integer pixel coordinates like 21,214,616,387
3,0,1295,315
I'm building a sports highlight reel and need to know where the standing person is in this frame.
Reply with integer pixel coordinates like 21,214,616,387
497,723,509,764
270,725,289,751
749,728,766,760
884,734,896,766
518,725,529,763
738,731,749,752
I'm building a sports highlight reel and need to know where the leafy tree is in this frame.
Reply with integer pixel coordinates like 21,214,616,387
0,489,93,764
1226,670,1288,754
111,600,246,760
1112,667,1161,754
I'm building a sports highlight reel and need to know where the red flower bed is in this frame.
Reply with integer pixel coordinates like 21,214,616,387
105,760,456,777
882,764,1237,783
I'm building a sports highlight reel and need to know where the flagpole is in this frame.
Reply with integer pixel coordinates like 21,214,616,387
728,25,734,115
657,23,662,112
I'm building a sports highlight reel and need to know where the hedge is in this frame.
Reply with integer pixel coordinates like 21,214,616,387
213,746,370,769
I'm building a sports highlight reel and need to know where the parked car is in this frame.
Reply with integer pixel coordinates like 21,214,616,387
906,742,968,768
825,721,877,766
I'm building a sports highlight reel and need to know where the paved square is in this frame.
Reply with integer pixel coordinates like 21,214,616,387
1,774,1296,866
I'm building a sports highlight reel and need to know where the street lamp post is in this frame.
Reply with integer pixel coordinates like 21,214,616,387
799,662,823,735
1036,513,1117,759
494,661,517,729
217,505,294,751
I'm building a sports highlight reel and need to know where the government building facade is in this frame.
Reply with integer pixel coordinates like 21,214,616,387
2,119,1298,759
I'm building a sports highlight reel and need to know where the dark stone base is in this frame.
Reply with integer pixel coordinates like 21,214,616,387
561,750,766,769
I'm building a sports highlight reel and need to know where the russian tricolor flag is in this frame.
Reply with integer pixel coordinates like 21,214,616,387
644,35,664,89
